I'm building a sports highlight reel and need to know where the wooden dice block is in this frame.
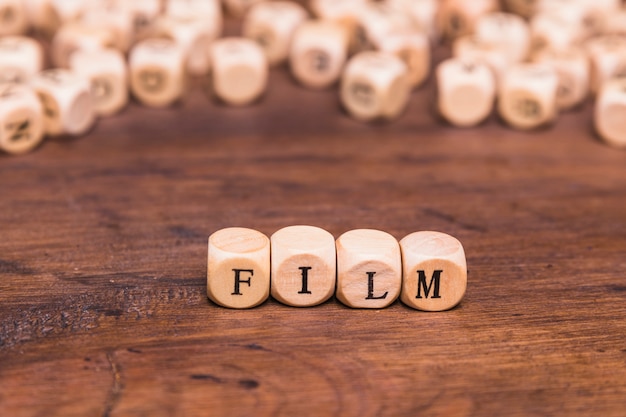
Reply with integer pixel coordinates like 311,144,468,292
437,58,495,127
475,12,530,63
531,47,589,110
154,16,219,76
309,0,366,52
0,0,29,36
289,20,349,90
223,0,265,18
121,0,162,41
594,78,626,148
51,22,117,68
453,35,510,84
242,1,308,66
355,2,415,51
0,84,45,155
340,51,410,122
386,0,438,42
437,0,498,41
31,69,95,136
80,4,135,53
0,37,44,84
270,225,336,307
585,35,626,95
70,48,128,116
129,38,186,108
336,229,401,309
400,231,467,311
497,63,558,130
529,13,583,54
207,227,270,309
377,31,430,88
209,37,268,106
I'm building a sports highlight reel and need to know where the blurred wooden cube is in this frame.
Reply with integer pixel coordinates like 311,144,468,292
31,69,96,136
209,37,268,106
594,78,626,148
51,22,117,68
437,58,495,127
0,36,44,84
585,35,626,94
497,63,558,130
129,38,187,108
289,20,349,89
475,12,530,63
0,83,45,155
340,51,410,122
70,48,128,116
453,35,509,84
242,1,308,66
377,30,430,88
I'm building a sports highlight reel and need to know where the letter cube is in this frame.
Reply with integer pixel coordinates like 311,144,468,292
497,63,558,130
437,0,498,40
531,47,589,110
0,84,45,155
585,35,626,95
270,225,336,307
0,36,44,84
436,58,495,127
0,0,29,36
31,69,96,136
69,48,128,117
51,22,117,68
242,1,308,66
336,229,401,309
129,38,187,108
475,12,530,63
400,231,467,311
529,13,582,53
355,2,415,50
594,78,626,148
386,0,439,42
452,35,510,84
340,51,410,122
209,37,268,106
289,20,349,90
309,0,367,53
377,31,430,88
79,4,135,53
207,227,270,309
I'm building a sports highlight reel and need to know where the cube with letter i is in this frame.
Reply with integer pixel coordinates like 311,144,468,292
400,231,467,311
270,225,336,307
207,228,270,309
336,229,402,309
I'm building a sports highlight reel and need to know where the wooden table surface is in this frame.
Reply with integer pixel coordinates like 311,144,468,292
1,40,626,416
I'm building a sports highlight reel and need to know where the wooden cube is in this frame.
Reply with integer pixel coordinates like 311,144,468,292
336,229,401,309
437,0,498,41
531,47,589,110
340,51,410,122
80,4,135,52
585,35,626,95
437,58,495,127
386,0,438,42
400,231,467,311
121,0,162,41
31,69,96,136
154,16,220,76
377,31,430,88
209,37,268,106
0,84,45,155
129,38,187,108
0,36,44,84
529,12,584,54
289,20,349,90
222,0,265,18
270,225,336,307
242,1,308,66
0,0,29,36
497,63,558,130
594,78,626,148
453,35,510,84
70,48,128,117
309,0,367,53
207,227,270,309
51,22,117,68
475,12,530,63
355,2,415,50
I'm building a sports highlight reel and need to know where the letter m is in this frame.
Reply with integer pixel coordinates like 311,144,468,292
416,270,442,299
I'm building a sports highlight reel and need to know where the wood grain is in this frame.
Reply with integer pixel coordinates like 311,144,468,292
1,33,626,416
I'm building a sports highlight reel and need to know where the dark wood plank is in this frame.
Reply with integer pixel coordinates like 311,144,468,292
1,40,625,417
